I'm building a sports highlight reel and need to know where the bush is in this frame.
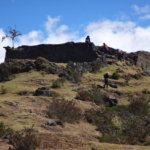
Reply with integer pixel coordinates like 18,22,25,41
47,99,82,123
76,86,107,105
121,115,150,145
51,78,65,88
0,85,7,94
0,122,7,137
111,72,120,80
0,63,12,81
128,96,149,116
131,73,142,80
85,96,150,145
0,122,12,138
34,57,50,72
124,75,131,85
69,71,82,83
9,126,39,150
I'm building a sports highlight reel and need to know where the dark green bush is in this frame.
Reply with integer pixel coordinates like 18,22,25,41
111,72,120,80
47,99,82,123
34,57,50,72
76,86,107,105
0,63,12,81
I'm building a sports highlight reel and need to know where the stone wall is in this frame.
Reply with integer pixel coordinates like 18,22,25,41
4,42,99,63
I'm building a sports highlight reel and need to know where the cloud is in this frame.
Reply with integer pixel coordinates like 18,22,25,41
132,4,150,14
45,16,60,33
0,29,12,63
84,19,150,52
43,16,78,44
139,14,150,20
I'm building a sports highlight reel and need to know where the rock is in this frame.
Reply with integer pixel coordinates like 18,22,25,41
109,83,118,88
104,96,118,107
44,120,64,127
34,87,51,96
0,113,6,117
3,101,18,108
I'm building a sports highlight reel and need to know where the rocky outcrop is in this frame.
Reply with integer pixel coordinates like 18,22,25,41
4,42,99,63
136,51,150,75
128,51,150,75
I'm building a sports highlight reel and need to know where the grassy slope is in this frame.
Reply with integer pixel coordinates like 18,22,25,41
0,61,150,150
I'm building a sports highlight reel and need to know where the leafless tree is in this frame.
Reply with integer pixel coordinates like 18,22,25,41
2,26,21,48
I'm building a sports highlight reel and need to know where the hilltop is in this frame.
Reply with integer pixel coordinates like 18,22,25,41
0,43,150,150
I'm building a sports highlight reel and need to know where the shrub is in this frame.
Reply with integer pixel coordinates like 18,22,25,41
85,96,150,145
76,90,91,101
47,99,82,123
76,86,107,105
124,76,131,85
69,71,82,83
111,72,120,80
0,85,7,94
34,57,50,72
0,63,12,81
131,73,142,80
17,90,32,96
0,122,7,137
142,88,150,94
128,96,149,116
9,126,39,150
51,78,65,88
121,115,150,145
0,122,12,138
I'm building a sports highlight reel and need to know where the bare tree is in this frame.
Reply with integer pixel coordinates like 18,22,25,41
2,26,21,48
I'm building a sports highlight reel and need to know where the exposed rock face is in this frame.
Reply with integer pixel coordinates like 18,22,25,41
136,51,150,75
4,42,99,62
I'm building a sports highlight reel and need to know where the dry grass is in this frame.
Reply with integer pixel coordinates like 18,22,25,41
0,61,149,149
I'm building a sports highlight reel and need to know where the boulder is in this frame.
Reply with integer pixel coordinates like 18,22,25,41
34,87,51,96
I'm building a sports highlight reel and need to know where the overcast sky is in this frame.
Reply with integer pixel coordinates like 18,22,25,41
0,0,150,62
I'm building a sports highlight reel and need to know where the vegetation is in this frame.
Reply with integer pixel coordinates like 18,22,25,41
9,126,39,150
111,71,121,80
76,85,107,105
0,56,149,149
85,96,150,145
51,78,65,88
0,122,12,138
0,85,8,94
47,99,82,123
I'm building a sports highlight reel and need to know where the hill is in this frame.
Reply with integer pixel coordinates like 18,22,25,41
0,43,150,150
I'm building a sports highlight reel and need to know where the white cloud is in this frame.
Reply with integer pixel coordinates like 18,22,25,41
140,14,150,20
45,16,60,33
0,29,12,63
132,4,150,14
84,20,150,52
43,16,78,44
17,30,43,46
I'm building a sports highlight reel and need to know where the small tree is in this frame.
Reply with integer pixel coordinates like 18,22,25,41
2,26,21,48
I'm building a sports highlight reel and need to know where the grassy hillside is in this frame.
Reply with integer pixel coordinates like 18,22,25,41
0,58,149,150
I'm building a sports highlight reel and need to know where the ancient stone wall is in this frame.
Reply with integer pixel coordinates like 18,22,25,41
4,42,99,63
